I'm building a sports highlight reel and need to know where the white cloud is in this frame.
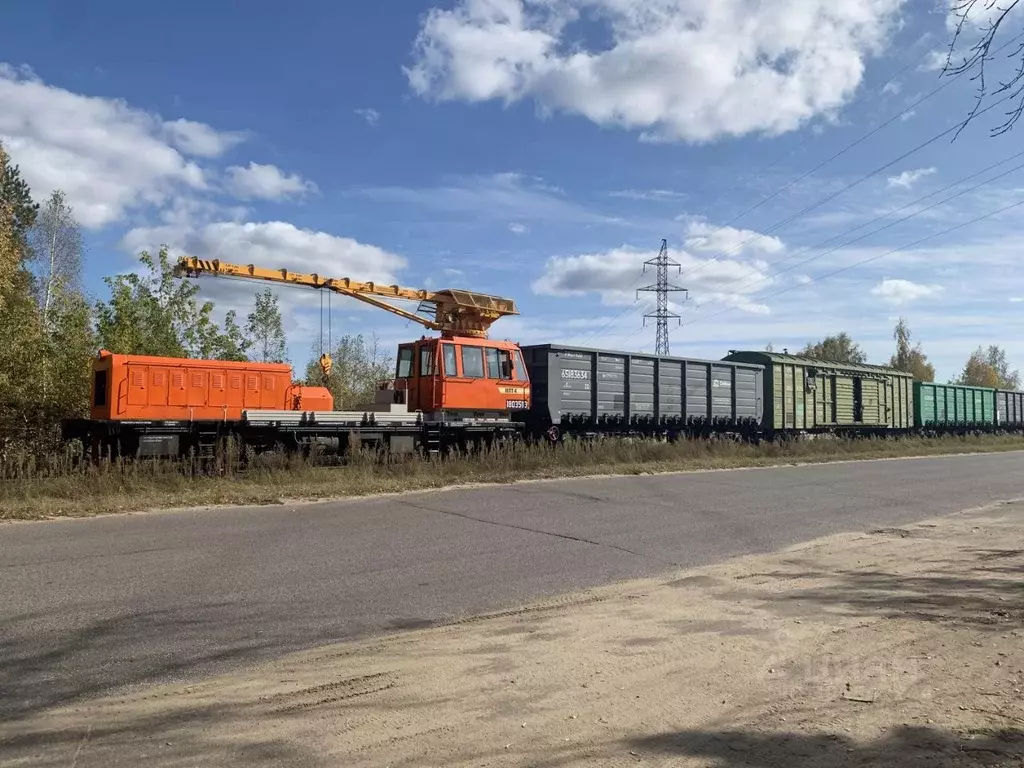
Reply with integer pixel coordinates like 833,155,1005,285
223,162,317,201
870,277,943,305
886,167,936,189
608,188,687,202
532,242,773,315
355,108,381,126
163,118,246,158
406,0,904,143
683,219,785,257
919,48,949,72
795,274,813,285
1010,297,1024,303
881,80,902,96
0,63,232,228
509,221,529,234
443,267,464,276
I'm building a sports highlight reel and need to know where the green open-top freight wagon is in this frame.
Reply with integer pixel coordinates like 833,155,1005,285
721,351,914,435
913,382,995,429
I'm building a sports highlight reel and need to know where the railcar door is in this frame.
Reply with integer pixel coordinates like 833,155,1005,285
395,344,416,410
416,341,441,413
500,347,530,413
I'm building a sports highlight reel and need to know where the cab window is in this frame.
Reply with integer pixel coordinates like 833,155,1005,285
498,350,513,380
420,345,436,376
461,346,485,378
442,344,458,376
513,350,528,381
485,348,501,379
397,347,414,378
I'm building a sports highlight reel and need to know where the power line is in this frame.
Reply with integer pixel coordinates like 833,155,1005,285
677,29,1024,285
680,195,1024,329
570,42,947,348
685,148,1024,314
573,36,1023,348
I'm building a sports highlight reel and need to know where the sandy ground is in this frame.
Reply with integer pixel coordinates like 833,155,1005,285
3,501,1024,767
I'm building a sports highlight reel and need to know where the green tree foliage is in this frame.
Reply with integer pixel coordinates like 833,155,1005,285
95,247,247,361
246,288,288,363
0,148,93,451
956,346,1021,389
304,333,393,410
798,332,868,365
0,140,38,242
215,310,252,362
0,267,44,446
39,291,95,421
889,318,935,382
0,143,26,310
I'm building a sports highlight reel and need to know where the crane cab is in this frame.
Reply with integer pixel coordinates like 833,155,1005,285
394,337,530,417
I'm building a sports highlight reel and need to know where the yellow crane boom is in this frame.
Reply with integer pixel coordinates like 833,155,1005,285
174,257,519,339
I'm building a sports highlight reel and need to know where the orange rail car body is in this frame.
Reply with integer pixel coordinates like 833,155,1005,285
89,350,333,422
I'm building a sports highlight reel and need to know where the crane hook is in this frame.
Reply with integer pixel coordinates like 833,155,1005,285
319,353,333,384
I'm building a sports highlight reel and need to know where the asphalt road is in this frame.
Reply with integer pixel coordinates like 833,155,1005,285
2,451,1023,720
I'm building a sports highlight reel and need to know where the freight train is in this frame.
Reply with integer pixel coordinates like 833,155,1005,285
60,344,1024,459
58,255,1024,458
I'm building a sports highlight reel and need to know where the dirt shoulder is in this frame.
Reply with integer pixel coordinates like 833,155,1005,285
3,502,1024,767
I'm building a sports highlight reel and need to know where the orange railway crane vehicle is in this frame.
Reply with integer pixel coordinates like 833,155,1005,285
61,259,531,460
174,257,532,451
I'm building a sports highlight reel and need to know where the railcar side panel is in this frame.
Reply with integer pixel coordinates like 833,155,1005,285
518,344,764,436
723,351,913,433
914,383,996,428
997,389,1024,426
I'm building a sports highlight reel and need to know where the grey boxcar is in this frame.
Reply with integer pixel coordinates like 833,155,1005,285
996,389,1024,428
517,344,764,438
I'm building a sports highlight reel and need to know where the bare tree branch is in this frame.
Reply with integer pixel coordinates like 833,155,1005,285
942,0,1024,137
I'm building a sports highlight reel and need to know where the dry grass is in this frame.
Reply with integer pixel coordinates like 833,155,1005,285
2,434,1023,521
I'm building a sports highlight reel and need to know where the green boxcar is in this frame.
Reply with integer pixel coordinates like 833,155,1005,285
913,382,996,428
721,351,914,433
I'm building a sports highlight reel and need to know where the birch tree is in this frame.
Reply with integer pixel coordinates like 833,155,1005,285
29,190,83,330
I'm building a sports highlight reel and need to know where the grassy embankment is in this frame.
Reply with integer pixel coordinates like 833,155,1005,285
2,433,1023,521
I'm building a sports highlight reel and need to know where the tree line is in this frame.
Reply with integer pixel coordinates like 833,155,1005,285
767,320,1020,390
0,141,392,453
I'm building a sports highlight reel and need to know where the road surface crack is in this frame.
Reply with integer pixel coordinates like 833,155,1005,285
398,499,671,565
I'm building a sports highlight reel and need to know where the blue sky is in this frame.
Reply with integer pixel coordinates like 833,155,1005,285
2,0,1023,380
